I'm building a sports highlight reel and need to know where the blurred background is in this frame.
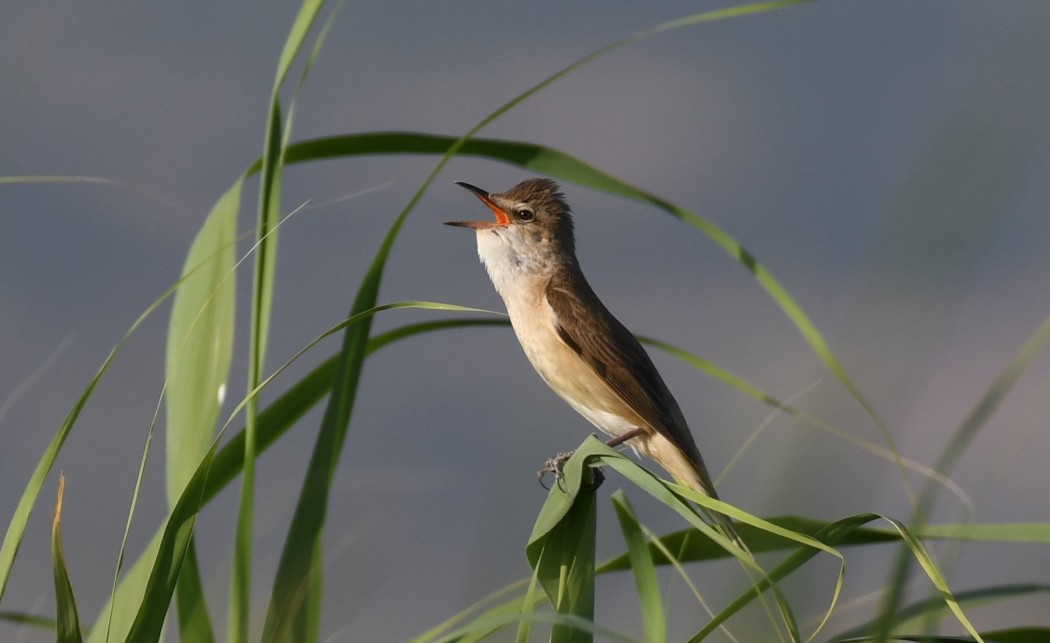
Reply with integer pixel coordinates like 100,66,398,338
2,1,1049,640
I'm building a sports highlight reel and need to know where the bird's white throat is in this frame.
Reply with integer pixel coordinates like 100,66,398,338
474,227,552,306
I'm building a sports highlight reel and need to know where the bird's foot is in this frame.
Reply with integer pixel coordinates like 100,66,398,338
537,450,604,492
538,451,574,491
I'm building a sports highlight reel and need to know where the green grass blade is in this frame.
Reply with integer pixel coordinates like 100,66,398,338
123,448,213,643
52,475,83,643
551,438,820,641
233,1,325,638
598,516,893,571
690,513,877,642
88,315,498,642
165,179,238,643
272,0,325,92
0,611,58,630
833,584,1050,641
610,491,665,643
977,629,1050,643
599,519,1050,573
165,179,239,505
514,565,542,643
883,519,983,642
913,522,1050,543
524,454,601,643
174,542,214,643
230,96,282,643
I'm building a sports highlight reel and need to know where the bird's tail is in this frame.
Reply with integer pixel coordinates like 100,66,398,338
699,504,752,559
644,434,752,557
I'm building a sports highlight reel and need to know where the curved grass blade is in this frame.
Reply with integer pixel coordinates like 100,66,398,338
52,475,83,643
690,513,877,642
689,513,986,643
638,336,970,506
598,516,893,572
883,518,983,642
124,302,496,643
421,519,1050,643
529,439,811,642
833,584,1050,642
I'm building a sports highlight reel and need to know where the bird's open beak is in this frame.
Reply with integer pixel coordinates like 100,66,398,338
444,181,511,229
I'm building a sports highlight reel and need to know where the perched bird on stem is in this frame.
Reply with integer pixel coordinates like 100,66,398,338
446,178,744,549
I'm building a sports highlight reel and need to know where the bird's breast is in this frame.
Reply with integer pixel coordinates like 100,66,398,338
505,289,642,439
473,229,643,438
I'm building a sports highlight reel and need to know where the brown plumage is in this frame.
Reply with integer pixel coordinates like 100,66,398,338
447,178,742,548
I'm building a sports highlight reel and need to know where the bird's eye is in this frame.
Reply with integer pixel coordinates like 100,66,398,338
516,208,535,222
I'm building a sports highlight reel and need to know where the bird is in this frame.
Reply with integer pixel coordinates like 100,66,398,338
445,177,743,548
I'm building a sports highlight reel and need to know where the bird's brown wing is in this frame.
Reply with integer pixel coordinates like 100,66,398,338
545,276,714,485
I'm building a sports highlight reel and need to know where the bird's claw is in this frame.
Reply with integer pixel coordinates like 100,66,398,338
537,450,604,492
538,451,575,491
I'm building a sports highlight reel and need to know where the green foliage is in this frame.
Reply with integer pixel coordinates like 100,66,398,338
2,0,1048,642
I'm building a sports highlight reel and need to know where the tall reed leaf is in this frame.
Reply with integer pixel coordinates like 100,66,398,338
525,455,602,643
233,0,326,640
165,180,239,643
52,475,83,643
164,181,239,505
